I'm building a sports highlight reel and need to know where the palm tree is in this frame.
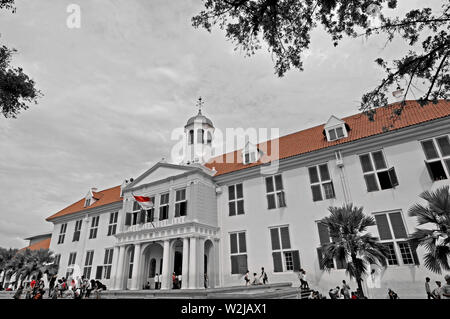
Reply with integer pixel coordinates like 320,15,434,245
16,249,58,281
408,185,450,274
0,248,18,287
319,203,389,297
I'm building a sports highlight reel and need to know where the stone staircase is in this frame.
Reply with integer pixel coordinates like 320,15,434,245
101,282,300,299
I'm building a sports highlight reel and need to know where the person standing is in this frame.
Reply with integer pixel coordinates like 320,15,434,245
260,267,268,285
251,273,259,285
341,280,351,299
425,277,433,299
49,275,56,298
154,273,159,290
203,273,208,289
299,270,309,289
442,275,450,299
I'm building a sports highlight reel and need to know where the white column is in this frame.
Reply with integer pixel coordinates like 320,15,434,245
188,236,197,289
114,245,126,290
198,238,205,289
130,243,142,290
161,240,171,290
109,246,120,289
182,237,189,289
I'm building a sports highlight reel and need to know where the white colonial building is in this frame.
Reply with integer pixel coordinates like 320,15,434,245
45,100,450,298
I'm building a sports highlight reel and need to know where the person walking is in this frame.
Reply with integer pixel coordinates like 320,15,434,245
298,270,309,289
244,270,250,286
425,277,433,299
341,280,351,299
260,267,268,284
432,281,443,299
154,273,159,290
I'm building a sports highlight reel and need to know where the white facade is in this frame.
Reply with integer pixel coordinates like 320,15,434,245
46,106,450,298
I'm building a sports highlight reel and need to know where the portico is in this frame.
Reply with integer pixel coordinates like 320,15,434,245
111,220,219,290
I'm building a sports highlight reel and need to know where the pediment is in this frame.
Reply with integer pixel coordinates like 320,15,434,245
324,115,345,129
124,162,197,190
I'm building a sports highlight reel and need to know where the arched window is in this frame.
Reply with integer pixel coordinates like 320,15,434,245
197,129,204,144
207,131,212,144
188,130,194,145
149,258,156,278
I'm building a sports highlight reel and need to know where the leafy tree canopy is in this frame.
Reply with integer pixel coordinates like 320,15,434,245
0,0,41,118
192,0,450,115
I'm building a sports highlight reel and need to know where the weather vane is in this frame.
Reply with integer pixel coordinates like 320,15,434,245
196,96,204,113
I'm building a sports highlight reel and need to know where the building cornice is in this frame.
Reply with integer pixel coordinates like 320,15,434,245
213,116,450,185
47,201,123,224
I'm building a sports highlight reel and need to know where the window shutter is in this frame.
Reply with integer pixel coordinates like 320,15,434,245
270,228,280,250
372,151,387,170
292,250,301,271
125,213,131,226
238,232,247,253
237,255,248,274
317,247,324,270
311,185,323,202
175,204,180,217
317,223,330,245
274,175,283,190
139,211,146,224
364,174,379,192
230,233,238,254
236,184,243,198
308,166,320,184
272,252,283,272
436,136,450,157
421,140,439,160
265,177,274,193
412,247,420,266
319,164,330,181
278,191,287,207
359,154,374,172
95,266,103,280
280,227,291,249
388,167,399,187
231,256,239,274
228,185,235,200
424,161,436,181
229,202,236,216
237,200,244,215
267,194,276,209
335,257,347,269
388,212,407,239
374,214,392,240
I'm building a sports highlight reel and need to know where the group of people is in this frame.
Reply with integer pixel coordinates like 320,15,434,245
12,275,107,299
328,280,365,299
244,267,269,286
425,275,450,299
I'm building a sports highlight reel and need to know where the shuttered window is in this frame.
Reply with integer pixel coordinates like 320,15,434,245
270,226,300,272
359,150,399,191
230,231,247,274
103,248,114,279
58,223,67,244
421,136,450,181
228,183,244,216
89,216,99,239
308,163,335,201
175,189,187,217
159,193,170,220
316,222,346,269
265,174,286,209
374,211,417,266
83,250,94,279
107,212,118,236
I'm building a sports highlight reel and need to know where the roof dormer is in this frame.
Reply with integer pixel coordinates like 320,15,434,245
84,188,98,207
324,115,349,142
242,141,263,165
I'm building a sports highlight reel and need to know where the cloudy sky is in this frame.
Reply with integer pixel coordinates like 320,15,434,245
0,0,436,248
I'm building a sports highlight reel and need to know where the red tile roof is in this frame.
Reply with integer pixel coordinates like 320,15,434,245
46,185,122,221
20,238,51,251
205,100,450,176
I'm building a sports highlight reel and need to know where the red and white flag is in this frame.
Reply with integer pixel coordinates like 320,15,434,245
133,194,154,210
